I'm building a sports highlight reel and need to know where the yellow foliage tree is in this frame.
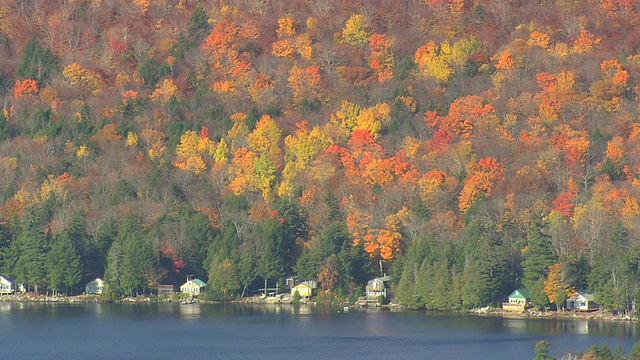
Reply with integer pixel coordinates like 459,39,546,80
276,15,296,39
272,39,294,57
151,78,179,104
141,128,166,161
228,147,258,195
528,31,551,49
295,33,313,59
126,131,139,147
330,101,390,139
414,41,453,82
247,115,282,158
226,112,250,151
331,100,361,136
173,128,215,174
63,63,100,90
284,121,332,171
255,152,276,201
214,138,229,164
341,14,369,46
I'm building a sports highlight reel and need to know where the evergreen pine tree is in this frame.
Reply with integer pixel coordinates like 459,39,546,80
12,214,48,294
522,221,557,289
16,36,57,84
47,233,82,295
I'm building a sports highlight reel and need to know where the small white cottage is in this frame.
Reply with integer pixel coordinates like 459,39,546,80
366,276,391,299
566,292,599,311
85,278,105,295
0,276,14,295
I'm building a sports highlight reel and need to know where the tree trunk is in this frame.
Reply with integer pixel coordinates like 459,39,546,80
264,278,267,297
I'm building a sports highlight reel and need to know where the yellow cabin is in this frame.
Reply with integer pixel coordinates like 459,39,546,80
291,281,317,297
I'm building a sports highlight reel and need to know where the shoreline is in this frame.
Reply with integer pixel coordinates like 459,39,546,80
1,293,638,323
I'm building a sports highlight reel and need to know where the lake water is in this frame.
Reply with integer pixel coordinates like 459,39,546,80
0,302,638,359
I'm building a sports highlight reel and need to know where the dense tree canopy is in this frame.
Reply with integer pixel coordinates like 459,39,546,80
0,0,640,311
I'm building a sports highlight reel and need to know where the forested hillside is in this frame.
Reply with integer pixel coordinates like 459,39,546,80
0,0,639,311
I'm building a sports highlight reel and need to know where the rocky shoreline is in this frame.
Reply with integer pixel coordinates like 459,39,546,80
1,293,637,322
0,294,103,303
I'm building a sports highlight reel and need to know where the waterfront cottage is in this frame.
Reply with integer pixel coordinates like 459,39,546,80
0,276,14,295
86,278,105,295
503,289,531,312
291,281,317,298
366,277,389,299
508,289,530,305
566,292,599,311
180,279,206,295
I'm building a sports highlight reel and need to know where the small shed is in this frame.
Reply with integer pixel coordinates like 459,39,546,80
567,292,599,311
86,278,105,295
180,279,206,295
366,278,387,299
0,276,14,295
291,281,317,297
157,285,177,296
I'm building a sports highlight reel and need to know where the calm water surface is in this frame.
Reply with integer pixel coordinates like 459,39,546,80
0,302,638,359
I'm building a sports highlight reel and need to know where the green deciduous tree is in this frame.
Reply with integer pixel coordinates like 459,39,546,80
207,256,240,301
530,276,548,310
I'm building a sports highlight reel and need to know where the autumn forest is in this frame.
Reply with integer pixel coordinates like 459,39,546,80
1,0,640,312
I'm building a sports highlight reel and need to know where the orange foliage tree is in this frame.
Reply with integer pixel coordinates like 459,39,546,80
14,79,38,98
543,263,575,309
288,65,321,105
202,18,260,95
459,157,504,213
369,33,394,83
439,95,497,138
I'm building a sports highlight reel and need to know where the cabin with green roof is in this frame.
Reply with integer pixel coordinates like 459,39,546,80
180,278,207,295
503,288,531,312
508,289,530,305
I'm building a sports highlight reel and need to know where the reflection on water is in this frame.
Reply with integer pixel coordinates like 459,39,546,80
504,318,590,335
178,303,201,318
